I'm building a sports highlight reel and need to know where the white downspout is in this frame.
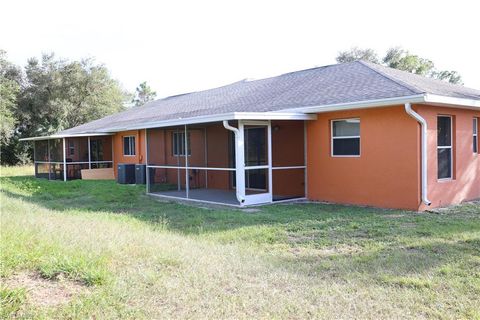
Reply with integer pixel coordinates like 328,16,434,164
223,120,246,204
404,103,431,206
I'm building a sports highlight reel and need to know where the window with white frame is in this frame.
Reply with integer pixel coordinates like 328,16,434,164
474,118,478,153
437,116,453,179
123,136,136,156
172,132,191,156
331,119,360,156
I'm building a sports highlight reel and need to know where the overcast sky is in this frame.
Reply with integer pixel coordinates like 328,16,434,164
2,0,479,98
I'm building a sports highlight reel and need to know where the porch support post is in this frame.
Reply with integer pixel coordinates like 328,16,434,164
47,139,51,180
145,128,149,193
184,125,189,198
87,136,91,169
237,122,246,204
267,120,273,202
33,141,37,177
62,138,67,181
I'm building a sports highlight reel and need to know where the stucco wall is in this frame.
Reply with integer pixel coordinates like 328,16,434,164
306,104,480,210
306,105,421,210
417,105,480,210
113,130,146,177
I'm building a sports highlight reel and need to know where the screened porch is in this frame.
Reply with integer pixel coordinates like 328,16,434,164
146,120,307,206
33,135,113,180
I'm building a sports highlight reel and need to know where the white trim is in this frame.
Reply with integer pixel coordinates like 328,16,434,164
244,165,269,170
268,120,273,203
47,139,51,180
62,138,67,181
110,112,316,132
304,120,308,197
424,94,480,109
241,120,273,205
145,128,149,193
279,94,427,114
147,165,235,171
184,125,189,198
20,133,114,141
437,115,454,181
35,161,112,165
123,135,136,156
330,118,361,157
204,127,208,188
88,136,91,169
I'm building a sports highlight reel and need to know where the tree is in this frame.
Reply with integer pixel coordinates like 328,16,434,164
336,47,379,64
0,50,21,145
1,52,130,165
132,81,157,107
336,47,463,85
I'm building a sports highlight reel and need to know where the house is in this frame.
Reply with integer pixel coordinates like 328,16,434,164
22,61,480,211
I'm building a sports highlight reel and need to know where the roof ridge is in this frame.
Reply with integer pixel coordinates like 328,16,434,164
357,60,424,95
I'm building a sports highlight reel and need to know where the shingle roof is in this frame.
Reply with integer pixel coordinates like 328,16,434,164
59,60,480,135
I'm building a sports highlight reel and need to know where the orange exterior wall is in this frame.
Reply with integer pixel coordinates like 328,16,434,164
306,105,422,210
113,130,146,177
306,104,480,210
417,105,480,210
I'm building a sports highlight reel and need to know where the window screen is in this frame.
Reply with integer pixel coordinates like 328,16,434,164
437,116,452,179
123,136,136,156
332,119,360,156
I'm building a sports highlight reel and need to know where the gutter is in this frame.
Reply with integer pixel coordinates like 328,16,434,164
222,121,246,204
404,103,431,206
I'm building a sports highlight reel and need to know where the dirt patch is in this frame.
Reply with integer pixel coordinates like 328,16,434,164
1,272,89,308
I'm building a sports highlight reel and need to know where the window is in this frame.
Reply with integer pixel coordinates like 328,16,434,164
474,118,478,153
331,119,360,156
68,141,75,155
437,116,453,179
172,132,191,156
123,136,136,156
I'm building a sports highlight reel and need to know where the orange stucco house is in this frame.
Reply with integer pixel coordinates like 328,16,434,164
23,61,480,211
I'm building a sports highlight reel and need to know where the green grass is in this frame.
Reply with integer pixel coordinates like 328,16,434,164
1,166,479,319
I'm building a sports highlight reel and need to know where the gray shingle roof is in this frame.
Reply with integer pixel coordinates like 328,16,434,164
59,60,480,135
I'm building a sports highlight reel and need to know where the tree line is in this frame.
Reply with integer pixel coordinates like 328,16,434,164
0,50,156,165
1,47,462,165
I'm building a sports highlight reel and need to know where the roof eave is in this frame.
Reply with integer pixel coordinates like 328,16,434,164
105,112,317,132
423,94,480,109
19,132,114,141
277,94,480,114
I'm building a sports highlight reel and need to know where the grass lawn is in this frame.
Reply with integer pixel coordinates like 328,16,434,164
1,166,479,319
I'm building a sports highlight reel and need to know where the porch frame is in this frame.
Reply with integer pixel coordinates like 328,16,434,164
146,119,309,207
31,134,114,181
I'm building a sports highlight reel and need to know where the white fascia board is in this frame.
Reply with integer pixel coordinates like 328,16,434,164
423,94,480,109
107,112,316,131
276,94,427,114
20,132,114,141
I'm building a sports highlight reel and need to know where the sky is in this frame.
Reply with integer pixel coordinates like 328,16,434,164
2,0,480,98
